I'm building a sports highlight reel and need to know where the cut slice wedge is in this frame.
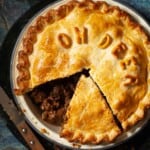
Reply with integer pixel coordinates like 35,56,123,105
60,75,121,144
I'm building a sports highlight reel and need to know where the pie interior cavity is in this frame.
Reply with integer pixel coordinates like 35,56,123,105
28,72,81,125
14,0,150,144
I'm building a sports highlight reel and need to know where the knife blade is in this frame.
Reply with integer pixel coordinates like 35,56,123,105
0,87,45,150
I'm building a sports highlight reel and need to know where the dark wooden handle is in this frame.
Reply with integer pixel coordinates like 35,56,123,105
17,120,45,150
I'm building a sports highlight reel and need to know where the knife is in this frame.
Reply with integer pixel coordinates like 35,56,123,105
0,87,45,150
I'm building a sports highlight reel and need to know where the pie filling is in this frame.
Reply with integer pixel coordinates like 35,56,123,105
28,69,89,125
14,0,150,144
28,72,81,125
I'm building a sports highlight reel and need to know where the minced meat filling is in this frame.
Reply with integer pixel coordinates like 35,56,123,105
28,73,81,125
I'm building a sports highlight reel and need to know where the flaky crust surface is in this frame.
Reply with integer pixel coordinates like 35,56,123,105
14,0,150,144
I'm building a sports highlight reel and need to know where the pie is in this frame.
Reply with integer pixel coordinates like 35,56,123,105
14,0,150,144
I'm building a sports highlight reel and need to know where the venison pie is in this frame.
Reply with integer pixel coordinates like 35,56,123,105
14,0,150,144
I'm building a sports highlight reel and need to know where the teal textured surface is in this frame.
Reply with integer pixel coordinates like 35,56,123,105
0,0,150,150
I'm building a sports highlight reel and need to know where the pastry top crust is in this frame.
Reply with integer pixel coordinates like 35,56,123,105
14,0,150,140
15,0,150,94
61,75,121,144
15,0,150,91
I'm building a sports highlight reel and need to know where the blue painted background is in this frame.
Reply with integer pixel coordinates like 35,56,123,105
0,0,150,150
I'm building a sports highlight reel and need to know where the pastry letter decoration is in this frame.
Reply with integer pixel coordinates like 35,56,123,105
120,56,139,70
123,74,139,86
58,27,88,48
112,42,128,59
120,56,140,86
58,33,72,49
74,27,88,44
98,33,112,49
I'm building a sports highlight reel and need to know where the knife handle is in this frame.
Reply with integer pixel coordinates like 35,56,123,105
17,120,45,150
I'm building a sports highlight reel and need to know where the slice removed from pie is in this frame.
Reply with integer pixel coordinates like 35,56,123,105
60,75,121,144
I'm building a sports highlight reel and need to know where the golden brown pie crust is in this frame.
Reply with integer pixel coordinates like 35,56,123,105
14,0,150,144
15,0,150,92
15,0,77,94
